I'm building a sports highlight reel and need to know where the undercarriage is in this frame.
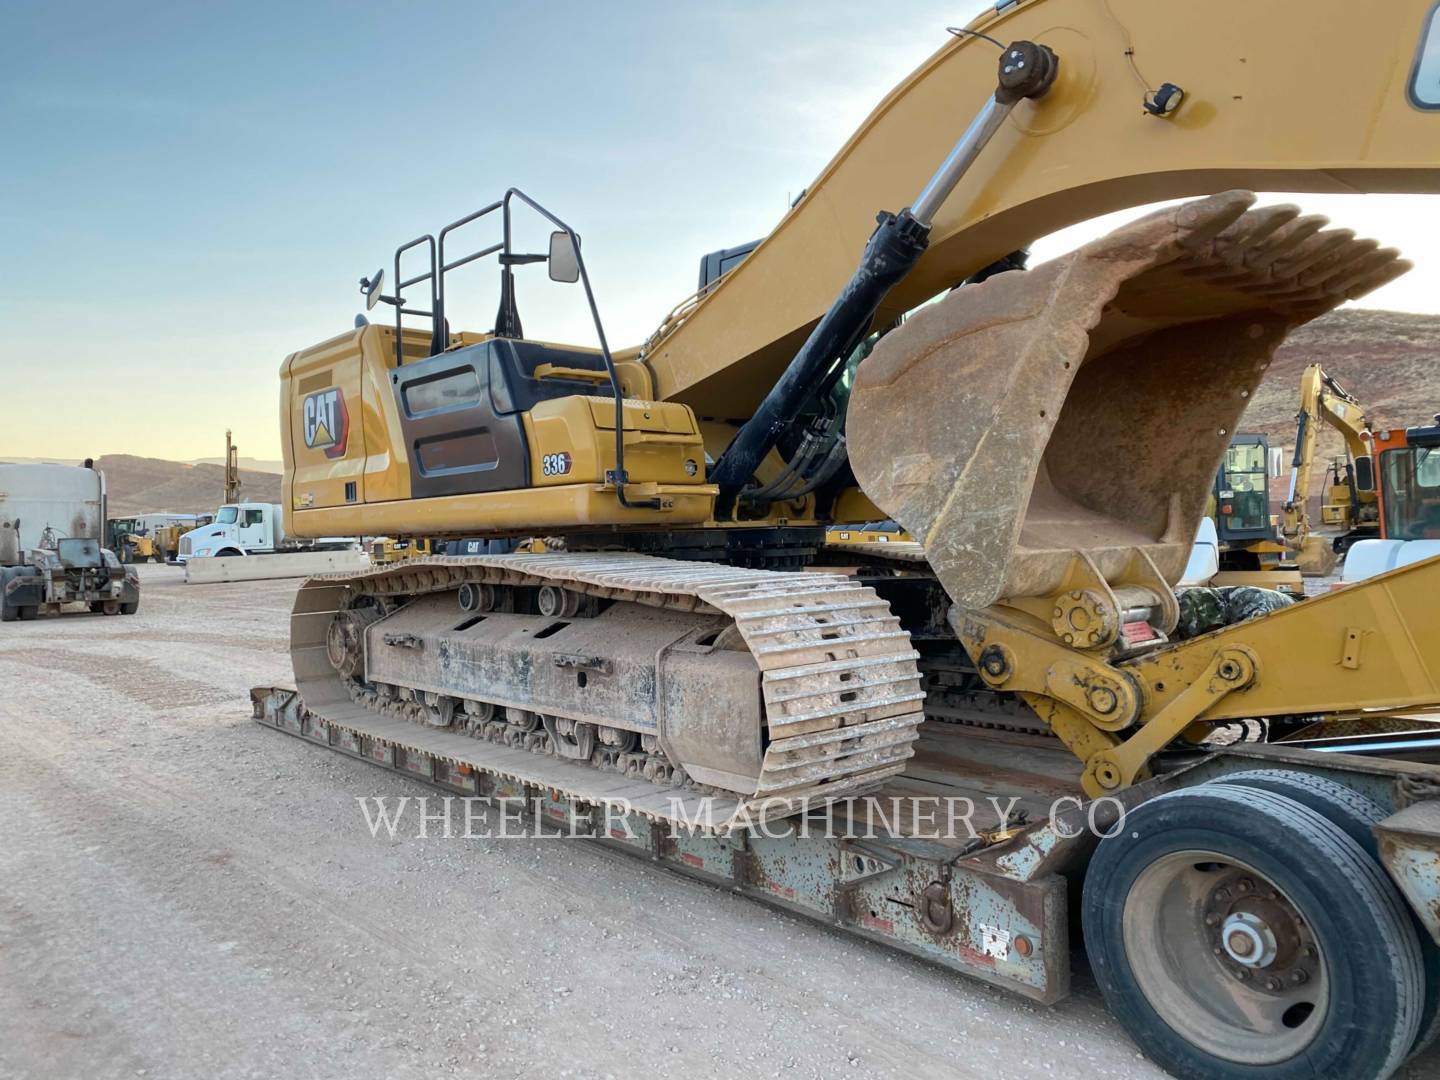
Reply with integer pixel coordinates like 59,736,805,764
293,553,930,829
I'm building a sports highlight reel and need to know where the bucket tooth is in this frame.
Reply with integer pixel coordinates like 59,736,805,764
1243,214,1329,273
847,190,1409,611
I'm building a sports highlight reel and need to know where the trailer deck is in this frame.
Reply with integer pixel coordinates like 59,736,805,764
253,684,1440,1010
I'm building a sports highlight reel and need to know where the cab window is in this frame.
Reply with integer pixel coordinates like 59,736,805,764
1218,442,1268,532
216,506,239,524
1382,447,1440,540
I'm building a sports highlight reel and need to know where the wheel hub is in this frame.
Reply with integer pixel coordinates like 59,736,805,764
1203,873,1318,991
1221,912,1278,968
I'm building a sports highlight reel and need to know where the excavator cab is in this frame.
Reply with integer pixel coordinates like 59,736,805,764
281,190,717,537
1213,435,1274,545
1375,421,1440,540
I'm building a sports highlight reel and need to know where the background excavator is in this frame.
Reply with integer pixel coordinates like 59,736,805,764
1272,363,1440,582
1282,363,1379,571
1204,364,1378,587
257,3,1440,1076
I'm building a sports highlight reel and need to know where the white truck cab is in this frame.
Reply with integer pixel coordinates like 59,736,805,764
177,503,356,561
177,503,283,561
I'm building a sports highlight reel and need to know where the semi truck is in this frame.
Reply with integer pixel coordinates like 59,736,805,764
0,462,140,620
175,502,355,562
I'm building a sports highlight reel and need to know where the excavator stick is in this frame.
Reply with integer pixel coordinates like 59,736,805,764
848,190,1409,612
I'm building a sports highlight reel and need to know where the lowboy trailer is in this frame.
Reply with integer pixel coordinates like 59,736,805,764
250,665,1440,1011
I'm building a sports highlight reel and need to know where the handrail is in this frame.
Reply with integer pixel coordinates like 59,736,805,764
391,235,438,365
382,190,659,511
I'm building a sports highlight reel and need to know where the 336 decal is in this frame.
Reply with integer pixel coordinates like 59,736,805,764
303,388,350,459
541,451,572,477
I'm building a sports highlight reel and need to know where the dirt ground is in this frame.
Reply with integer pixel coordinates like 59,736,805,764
1,565,1435,1080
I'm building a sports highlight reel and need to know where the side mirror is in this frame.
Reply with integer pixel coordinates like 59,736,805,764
361,268,386,310
548,231,580,284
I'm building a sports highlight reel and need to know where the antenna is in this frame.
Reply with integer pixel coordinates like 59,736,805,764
224,430,242,504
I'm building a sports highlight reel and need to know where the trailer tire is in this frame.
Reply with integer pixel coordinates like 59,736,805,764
120,599,139,615
1083,784,1424,1080
18,605,37,620
1209,768,1440,1058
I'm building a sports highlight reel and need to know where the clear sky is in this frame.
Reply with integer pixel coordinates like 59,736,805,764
4,1,1436,463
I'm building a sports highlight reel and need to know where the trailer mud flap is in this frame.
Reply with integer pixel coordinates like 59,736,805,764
1377,800,1440,945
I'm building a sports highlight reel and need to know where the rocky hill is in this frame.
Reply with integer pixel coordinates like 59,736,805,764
94,455,282,517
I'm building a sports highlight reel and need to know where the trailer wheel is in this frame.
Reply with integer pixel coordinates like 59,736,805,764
120,599,139,615
1210,768,1440,1058
0,594,14,622
18,605,37,620
1083,784,1424,1079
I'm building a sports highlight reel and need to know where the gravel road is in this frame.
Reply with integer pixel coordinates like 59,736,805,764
2,565,1435,1080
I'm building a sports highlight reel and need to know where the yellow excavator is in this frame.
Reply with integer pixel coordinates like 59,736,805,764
256,3,1440,1075
1281,363,1380,573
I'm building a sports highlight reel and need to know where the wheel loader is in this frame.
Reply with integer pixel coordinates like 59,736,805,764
254,2,1440,1075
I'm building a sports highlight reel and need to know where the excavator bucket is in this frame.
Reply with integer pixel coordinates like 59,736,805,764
1296,535,1340,577
848,191,1408,610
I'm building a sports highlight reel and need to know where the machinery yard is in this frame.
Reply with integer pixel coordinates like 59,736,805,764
11,3,1440,1077
0,565,1194,1080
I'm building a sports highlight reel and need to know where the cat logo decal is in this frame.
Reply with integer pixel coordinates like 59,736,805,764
303,388,350,459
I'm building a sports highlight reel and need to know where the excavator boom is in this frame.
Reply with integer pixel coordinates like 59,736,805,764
645,0,1438,418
